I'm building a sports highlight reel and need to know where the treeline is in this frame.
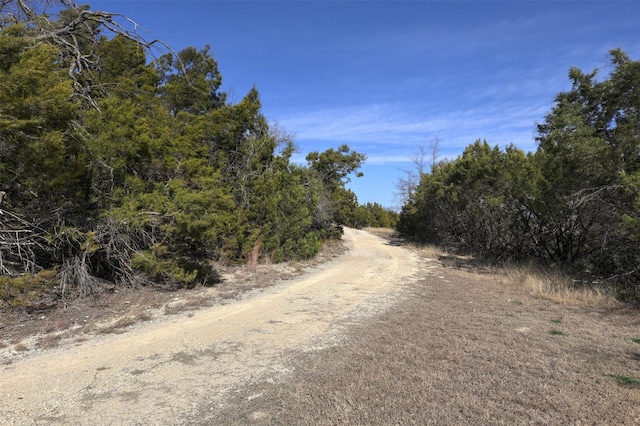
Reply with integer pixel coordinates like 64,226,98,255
398,49,640,301
0,1,387,297
353,203,398,229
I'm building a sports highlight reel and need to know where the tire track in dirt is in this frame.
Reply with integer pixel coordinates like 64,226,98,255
0,228,421,425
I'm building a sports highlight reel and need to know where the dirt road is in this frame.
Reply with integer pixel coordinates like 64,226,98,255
1,228,422,425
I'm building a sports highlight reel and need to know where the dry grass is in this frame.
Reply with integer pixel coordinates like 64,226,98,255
208,262,640,425
502,264,619,307
361,227,396,239
416,243,447,260
36,333,63,349
96,308,152,334
364,227,445,258
363,227,447,261
164,294,215,315
13,343,28,352
381,229,617,308
387,229,616,308
203,232,639,424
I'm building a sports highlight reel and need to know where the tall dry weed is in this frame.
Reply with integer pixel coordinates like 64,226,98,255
417,244,446,260
247,237,263,273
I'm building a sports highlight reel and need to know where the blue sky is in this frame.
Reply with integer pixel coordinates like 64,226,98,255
87,0,640,209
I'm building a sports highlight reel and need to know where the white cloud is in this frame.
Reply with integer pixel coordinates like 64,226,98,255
364,154,414,166
278,98,546,158
280,104,448,146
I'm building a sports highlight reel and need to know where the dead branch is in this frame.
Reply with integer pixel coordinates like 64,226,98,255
3,0,174,109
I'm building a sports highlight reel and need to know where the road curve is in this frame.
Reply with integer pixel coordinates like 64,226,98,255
1,228,421,425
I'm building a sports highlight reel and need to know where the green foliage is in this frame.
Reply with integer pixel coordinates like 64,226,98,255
130,245,200,288
307,144,366,188
95,34,159,96
399,140,539,259
398,49,640,302
247,166,322,261
533,49,640,285
0,1,368,296
306,144,366,230
0,30,83,211
0,270,58,308
352,203,398,229
608,374,640,389
156,45,225,114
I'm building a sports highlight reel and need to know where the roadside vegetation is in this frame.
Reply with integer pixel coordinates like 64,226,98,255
386,231,619,308
0,1,396,309
398,49,640,304
501,264,618,307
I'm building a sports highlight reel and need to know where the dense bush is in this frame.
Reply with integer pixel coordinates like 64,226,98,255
0,1,365,295
352,203,399,229
398,49,640,301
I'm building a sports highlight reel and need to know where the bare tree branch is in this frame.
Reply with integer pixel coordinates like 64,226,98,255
2,0,174,109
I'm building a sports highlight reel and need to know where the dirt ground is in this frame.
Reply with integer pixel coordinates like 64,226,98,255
212,256,640,425
2,228,640,425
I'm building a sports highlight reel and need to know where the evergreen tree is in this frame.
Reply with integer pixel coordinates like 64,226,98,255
0,1,369,298
398,49,640,301
306,144,366,232
534,49,640,283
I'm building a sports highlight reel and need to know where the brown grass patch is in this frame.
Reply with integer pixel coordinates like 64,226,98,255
385,231,615,308
208,266,640,425
502,264,619,307
419,244,447,260
363,227,447,261
36,333,63,349
97,308,152,334
362,227,396,239
391,230,616,308
13,343,28,352
164,294,214,315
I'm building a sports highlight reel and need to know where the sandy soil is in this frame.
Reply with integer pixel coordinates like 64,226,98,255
0,228,423,425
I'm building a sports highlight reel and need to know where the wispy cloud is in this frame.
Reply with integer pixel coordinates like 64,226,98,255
278,98,547,161
280,104,446,146
363,154,414,166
